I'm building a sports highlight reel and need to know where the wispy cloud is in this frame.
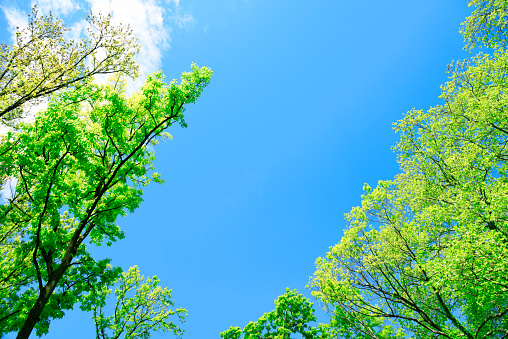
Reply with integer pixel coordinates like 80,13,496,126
1,6,28,43
168,0,180,7
32,0,78,16
85,0,171,78
172,11,194,29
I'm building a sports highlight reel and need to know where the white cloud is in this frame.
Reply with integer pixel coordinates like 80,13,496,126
0,124,9,136
0,100,47,136
33,0,78,16
83,0,173,93
0,177,18,205
1,6,28,44
172,12,194,29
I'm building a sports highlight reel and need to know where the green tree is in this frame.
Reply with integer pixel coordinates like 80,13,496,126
460,0,508,51
309,1,508,338
0,6,139,125
81,265,187,339
220,289,336,339
0,64,212,339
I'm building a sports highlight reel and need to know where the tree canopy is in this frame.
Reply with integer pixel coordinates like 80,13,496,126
460,0,508,51
5,0,508,338
0,64,212,338
82,265,187,339
220,289,336,339
308,1,508,338
0,6,139,125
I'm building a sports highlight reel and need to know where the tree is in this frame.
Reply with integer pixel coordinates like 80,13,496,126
81,265,187,339
309,1,508,338
0,64,212,338
460,0,508,51
220,289,336,339
0,6,139,125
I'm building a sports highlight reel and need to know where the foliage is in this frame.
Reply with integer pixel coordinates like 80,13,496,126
0,6,139,125
220,289,337,339
81,265,187,339
461,0,508,51
0,64,212,338
309,0,508,338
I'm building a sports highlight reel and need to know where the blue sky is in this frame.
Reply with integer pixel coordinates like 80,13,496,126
1,0,474,338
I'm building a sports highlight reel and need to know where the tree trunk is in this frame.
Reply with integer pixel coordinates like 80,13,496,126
16,281,55,339
16,254,74,338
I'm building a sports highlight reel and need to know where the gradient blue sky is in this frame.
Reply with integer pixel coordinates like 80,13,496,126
1,0,474,338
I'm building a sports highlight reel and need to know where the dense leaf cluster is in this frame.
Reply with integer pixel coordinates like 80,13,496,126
0,65,211,338
308,1,508,338
220,289,336,339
